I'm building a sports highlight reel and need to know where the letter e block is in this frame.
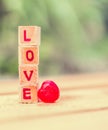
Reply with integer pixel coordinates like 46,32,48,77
20,86,37,103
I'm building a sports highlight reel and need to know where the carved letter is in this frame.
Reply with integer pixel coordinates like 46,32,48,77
24,30,31,41
23,88,31,99
26,50,34,61
23,70,33,81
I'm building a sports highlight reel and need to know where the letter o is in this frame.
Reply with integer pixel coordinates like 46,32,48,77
26,50,34,61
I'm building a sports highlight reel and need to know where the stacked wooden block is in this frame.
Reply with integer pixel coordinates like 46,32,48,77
18,26,41,103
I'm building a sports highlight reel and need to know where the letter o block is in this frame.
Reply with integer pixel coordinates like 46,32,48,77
19,46,39,65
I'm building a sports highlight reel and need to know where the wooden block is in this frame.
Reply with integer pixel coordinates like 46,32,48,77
20,86,38,103
19,65,38,86
18,26,40,45
19,46,39,65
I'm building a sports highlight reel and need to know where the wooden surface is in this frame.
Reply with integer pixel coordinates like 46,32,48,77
0,73,108,130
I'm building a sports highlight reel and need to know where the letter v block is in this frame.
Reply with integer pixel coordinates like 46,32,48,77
20,86,37,103
19,46,39,65
19,66,38,85
18,26,40,45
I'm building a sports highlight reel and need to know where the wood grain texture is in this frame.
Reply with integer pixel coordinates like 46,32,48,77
0,73,108,130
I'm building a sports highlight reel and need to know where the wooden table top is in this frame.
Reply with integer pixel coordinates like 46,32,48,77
0,73,108,130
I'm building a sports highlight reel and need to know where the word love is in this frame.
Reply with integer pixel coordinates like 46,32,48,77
18,26,41,103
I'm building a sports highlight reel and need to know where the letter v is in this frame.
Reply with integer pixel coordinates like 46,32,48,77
23,70,33,81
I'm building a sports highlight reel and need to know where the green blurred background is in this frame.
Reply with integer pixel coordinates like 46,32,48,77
0,0,108,78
